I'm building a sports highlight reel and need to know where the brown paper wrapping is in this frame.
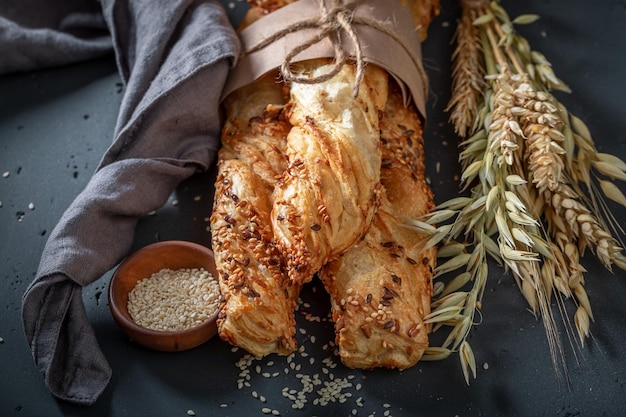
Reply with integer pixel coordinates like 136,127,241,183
222,0,427,119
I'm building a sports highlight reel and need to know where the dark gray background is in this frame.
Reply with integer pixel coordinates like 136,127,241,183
2,1,626,416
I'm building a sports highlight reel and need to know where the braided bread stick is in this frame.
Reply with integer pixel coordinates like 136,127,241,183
271,60,388,285
319,81,436,368
211,73,300,357
317,0,439,370
212,0,438,362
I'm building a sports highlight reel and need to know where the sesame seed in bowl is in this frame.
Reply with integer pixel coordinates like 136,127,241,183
108,240,221,352
127,267,220,332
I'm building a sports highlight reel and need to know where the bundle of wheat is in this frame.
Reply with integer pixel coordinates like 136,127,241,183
407,0,626,383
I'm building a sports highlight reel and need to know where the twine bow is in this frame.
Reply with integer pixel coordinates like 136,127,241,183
246,0,426,99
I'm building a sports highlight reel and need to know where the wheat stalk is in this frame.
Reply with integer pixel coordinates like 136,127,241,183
418,0,626,382
446,5,485,138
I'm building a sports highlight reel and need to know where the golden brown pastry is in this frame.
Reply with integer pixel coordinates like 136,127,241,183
319,81,436,368
211,73,301,357
212,0,439,363
316,0,439,368
271,60,388,286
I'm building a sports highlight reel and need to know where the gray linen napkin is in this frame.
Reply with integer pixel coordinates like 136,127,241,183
0,0,112,74
15,0,240,405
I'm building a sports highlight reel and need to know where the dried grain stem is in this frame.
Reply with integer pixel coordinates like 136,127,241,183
446,6,485,137
483,16,508,71
489,12,525,75
433,0,626,383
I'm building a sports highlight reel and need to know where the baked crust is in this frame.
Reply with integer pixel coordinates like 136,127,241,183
211,74,300,357
271,59,388,285
211,0,437,363
319,81,435,368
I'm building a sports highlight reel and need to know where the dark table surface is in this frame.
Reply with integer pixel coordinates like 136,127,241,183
2,1,626,416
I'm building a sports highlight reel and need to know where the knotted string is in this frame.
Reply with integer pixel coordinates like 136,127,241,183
245,0,428,99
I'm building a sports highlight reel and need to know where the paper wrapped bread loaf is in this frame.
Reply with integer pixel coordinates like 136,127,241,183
211,0,438,365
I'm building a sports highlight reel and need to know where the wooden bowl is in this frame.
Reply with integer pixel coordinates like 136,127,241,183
108,240,220,352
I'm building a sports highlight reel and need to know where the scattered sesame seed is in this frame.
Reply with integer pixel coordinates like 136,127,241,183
2,171,9,178
219,403,228,408
483,362,489,370
193,195,202,201
28,202,35,210
229,294,407,416
186,410,195,416
171,199,179,206
0,337,4,343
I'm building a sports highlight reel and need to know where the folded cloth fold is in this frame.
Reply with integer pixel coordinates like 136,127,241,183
16,0,240,405
0,0,112,74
